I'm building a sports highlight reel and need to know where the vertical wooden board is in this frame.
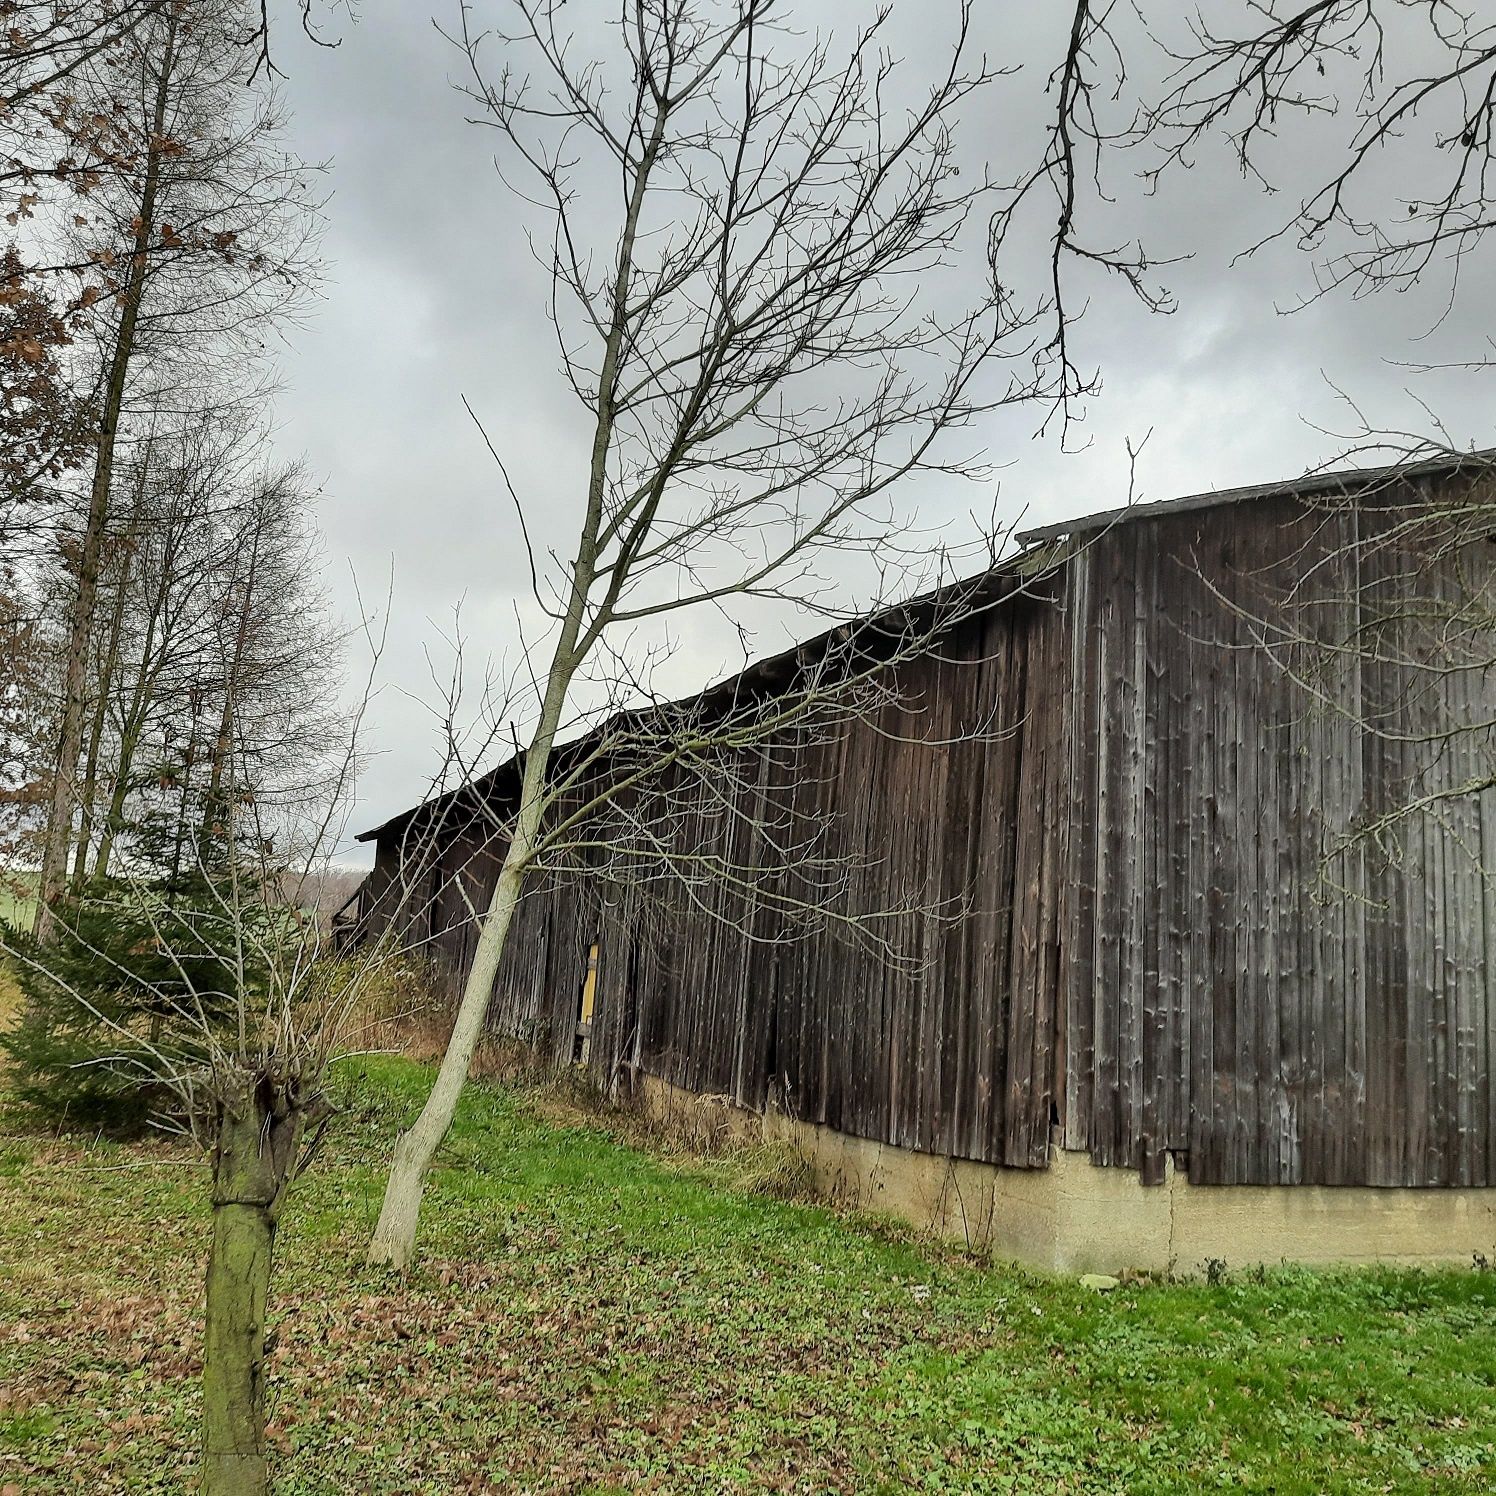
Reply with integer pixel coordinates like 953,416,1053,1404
1016,590,1069,1167
928,641,978,1159
1314,507,1361,1184
1266,575,1297,1181
732,747,772,1109
1003,605,1040,1163
1185,528,1219,1172
1133,526,1163,1178
961,615,1001,1159
824,716,863,1138
1032,594,1070,1164
1483,731,1496,1187
1196,518,1237,1182
1108,523,1145,1171
1090,538,1121,1164
1328,504,1368,1184
1164,556,1195,1155
948,636,994,1159
1275,568,1306,1182
1358,530,1408,1186
1460,625,1496,1187
941,631,989,1160
1137,531,1173,1175
1047,568,1079,1155
1244,528,1283,1182
885,688,922,1150
985,611,1026,1164
1447,561,1487,1186
1062,546,1100,1153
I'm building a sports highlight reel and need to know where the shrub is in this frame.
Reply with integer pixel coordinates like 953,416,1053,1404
1,875,262,1135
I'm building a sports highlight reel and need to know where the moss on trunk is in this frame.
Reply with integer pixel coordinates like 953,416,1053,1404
202,1194,274,1493
201,1073,307,1496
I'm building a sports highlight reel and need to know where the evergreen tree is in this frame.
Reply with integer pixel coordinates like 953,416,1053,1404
2,738,273,1134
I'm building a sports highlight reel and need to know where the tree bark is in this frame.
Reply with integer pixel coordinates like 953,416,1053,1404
91,706,146,881
93,535,175,881
34,14,177,939
71,434,152,891
201,506,263,852
70,531,136,892
201,1074,302,1496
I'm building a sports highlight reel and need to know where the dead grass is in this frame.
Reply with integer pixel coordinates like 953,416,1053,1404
365,1004,822,1207
0,960,20,1033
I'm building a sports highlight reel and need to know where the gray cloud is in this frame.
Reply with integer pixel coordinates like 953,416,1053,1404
262,3,1495,857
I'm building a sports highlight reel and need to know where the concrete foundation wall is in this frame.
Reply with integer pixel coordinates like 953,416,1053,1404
636,1075,1496,1274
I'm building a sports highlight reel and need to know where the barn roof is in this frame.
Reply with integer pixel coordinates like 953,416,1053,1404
358,446,1496,844
1014,445,1496,545
353,553,1048,845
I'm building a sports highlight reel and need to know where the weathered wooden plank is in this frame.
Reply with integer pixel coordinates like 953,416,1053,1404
370,479,1491,1192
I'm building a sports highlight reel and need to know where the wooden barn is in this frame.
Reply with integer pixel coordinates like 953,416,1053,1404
352,455,1496,1270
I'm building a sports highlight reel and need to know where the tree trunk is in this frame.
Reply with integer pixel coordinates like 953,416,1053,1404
91,710,144,881
201,1196,273,1495
367,100,667,1270
201,1074,302,1496
34,15,177,939
201,509,262,852
72,435,152,892
70,537,135,892
366,834,531,1268
93,567,172,882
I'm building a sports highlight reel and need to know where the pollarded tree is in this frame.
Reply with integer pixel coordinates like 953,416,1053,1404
1,667,386,1496
364,0,1154,1269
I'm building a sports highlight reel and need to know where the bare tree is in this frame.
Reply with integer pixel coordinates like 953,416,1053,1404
0,572,57,890
48,413,344,891
1001,4,1495,866
31,0,321,939
0,1,338,184
1136,3,1496,857
363,0,1115,1269
2,815,377,1496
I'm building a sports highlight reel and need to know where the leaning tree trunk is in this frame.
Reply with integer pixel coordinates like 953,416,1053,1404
201,1072,304,1496
366,809,535,1269
367,97,663,1271
366,586,588,1270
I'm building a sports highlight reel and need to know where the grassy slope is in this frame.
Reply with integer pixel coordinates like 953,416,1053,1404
1,1056,1492,1495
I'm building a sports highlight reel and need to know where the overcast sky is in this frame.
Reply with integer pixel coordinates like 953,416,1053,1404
261,3,1495,862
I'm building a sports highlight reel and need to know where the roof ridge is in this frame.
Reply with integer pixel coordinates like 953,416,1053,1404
1015,446,1496,546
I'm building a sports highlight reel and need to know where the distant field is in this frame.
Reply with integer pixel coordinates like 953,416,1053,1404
0,873,32,1029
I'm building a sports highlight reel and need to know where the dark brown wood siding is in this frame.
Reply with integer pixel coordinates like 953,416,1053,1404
1064,492,1494,1185
384,582,1074,1169
371,483,1494,1187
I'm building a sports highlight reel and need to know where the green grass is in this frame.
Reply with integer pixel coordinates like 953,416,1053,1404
0,869,37,930
2,1055,1492,1493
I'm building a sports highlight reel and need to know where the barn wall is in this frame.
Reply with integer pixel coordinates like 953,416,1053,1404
370,480,1494,1193
1066,489,1495,1186
390,579,1074,1171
